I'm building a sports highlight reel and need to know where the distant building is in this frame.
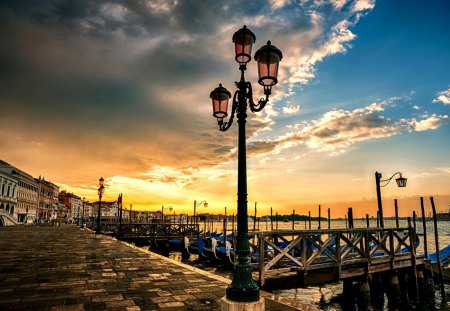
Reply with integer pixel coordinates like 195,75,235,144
59,191,82,222
0,160,39,223
0,170,18,219
92,201,119,219
35,176,59,221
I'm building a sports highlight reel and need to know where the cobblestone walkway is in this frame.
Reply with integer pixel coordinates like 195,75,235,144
0,225,301,310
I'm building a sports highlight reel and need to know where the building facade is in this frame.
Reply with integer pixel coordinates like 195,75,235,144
0,170,18,218
35,177,59,221
0,160,39,223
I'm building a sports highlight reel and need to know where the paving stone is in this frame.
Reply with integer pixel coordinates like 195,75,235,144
0,226,299,311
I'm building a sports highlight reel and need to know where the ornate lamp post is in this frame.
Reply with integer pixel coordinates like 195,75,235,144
96,177,105,234
375,171,407,228
193,200,208,225
210,25,282,303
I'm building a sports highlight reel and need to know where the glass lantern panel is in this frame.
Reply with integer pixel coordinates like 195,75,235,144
212,93,229,118
234,33,254,64
257,52,280,86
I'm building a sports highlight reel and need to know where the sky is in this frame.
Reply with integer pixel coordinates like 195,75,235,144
0,0,449,217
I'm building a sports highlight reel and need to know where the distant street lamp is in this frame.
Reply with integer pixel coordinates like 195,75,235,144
81,197,86,228
194,200,208,225
96,177,105,234
375,171,407,228
161,205,173,223
209,25,282,303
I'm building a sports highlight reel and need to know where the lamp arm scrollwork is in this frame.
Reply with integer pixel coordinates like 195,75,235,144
380,171,403,187
219,90,239,132
247,82,269,112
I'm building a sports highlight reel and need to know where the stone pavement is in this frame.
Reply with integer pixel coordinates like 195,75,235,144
0,225,303,311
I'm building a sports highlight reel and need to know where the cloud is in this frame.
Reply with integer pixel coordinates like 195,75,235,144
432,87,450,105
246,99,448,158
282,105,300,114
413,114,449,131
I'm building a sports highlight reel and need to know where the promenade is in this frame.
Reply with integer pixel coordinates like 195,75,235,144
0,225,303,311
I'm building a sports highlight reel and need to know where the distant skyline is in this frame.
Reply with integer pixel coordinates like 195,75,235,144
0,1,449,217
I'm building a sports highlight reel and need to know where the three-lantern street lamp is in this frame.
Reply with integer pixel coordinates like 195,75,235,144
375,171,407,228
209,25,283,303
96,177,105,234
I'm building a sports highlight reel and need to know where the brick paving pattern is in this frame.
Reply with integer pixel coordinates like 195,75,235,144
0,225,301,310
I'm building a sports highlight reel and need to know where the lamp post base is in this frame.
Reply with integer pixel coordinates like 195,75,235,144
220,297,264,311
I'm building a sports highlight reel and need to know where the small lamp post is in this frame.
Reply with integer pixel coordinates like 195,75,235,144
96,177,105,234
194,200,208,225
209,25,282,303
161,205,173,223
375,171,407,227
81,197,86,228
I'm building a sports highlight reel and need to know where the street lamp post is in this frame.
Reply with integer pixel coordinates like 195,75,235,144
96,177,105,234
81,197,85,228
194,200,208,225
209,25,282,303
161,205,173,223
375,171,407,228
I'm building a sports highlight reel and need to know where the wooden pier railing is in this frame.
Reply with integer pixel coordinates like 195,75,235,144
248,227,424,287
89,222,200,241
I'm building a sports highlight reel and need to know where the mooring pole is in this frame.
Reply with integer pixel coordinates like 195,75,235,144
328,207,331,230
318,205,321,229
292,209,295,231
308,211,311,230
420,197,428,258
394,199,399,228
366,214,370,228
276,212,278,230
270,207,273,231
430,196,446,303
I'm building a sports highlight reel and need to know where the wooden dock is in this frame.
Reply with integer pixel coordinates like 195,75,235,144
246,227,424,289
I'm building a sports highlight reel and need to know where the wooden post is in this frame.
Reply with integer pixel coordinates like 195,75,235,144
420,197,428,258
270,207,273,231
223,206,227,242
430,196,446,303
327,208,331,230
413,210,417,230
394,199,399,228
376,211,380,228
357,275,370,311
253,202,257,245
348,207,354,228
370,273,385,309
318,204,321,229
407,216,419,303
366,214,370,228
253,202,257,233
308,211,311,230
292,209,295,231
275,212,278,230
345,214,348,228
343,279,356,311
232,213,235,237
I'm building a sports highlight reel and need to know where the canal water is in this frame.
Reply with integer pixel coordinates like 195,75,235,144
164,219,450,310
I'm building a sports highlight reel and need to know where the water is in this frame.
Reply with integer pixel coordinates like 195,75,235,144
165,219,450,310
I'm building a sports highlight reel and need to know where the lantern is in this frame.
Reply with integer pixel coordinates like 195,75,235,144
395,174,407,187
232,25,256,65
210,84,231,119
254,41,283,90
